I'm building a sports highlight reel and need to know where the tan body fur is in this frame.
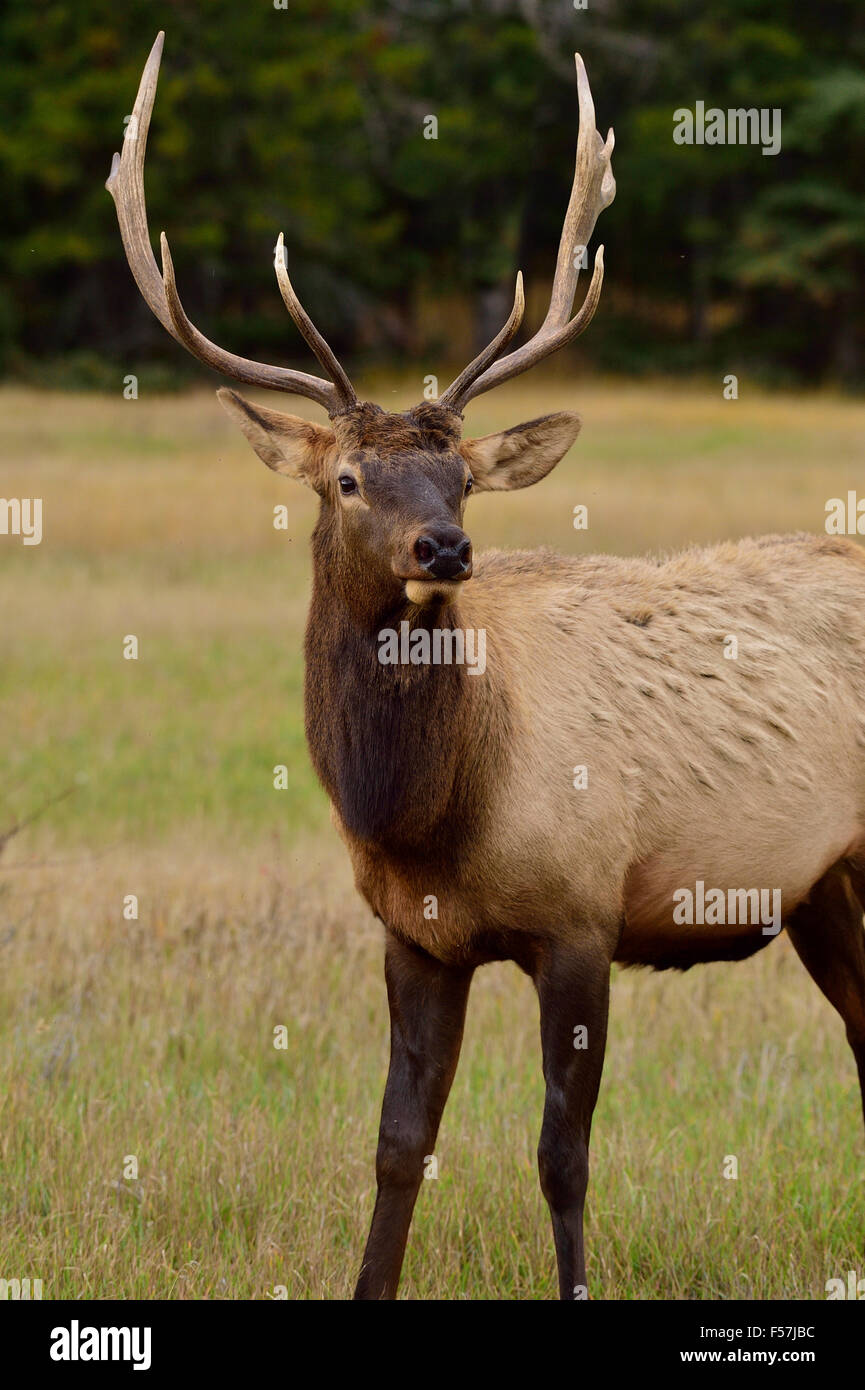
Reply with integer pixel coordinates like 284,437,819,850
341,533,865,969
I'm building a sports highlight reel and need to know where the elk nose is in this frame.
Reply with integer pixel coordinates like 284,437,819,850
414,527,473,580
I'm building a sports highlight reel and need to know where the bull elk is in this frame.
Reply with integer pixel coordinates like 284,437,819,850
108,33,865,1299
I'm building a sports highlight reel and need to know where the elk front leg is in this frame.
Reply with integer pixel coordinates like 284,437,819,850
534,935,614,1300
354,932,473,1300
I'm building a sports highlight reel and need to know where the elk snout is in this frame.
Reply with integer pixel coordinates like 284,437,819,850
413,527,473,581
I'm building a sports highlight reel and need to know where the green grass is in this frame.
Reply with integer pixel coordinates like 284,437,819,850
2,377,865,1298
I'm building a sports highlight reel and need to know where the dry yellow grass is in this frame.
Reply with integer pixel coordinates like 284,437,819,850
1,838,861,1299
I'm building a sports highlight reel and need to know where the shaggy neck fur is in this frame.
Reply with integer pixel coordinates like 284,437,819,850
304,511,502,853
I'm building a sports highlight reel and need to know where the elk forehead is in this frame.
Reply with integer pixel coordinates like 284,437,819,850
332,401,464,457
333,401,469,495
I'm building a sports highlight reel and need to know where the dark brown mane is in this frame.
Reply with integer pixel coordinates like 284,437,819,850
304,568,502,851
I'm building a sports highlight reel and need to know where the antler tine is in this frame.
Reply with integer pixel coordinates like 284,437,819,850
105,32,177,340
274,234,357,408
543,53,615,331
445,53,615,412
106,33,354,413
439,273,525,411
158,234,340,407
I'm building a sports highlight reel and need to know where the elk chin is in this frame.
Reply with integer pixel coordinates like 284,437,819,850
404,579,464,607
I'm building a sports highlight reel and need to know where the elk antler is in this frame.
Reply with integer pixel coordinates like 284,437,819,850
440,54,615,414
106,32,357,415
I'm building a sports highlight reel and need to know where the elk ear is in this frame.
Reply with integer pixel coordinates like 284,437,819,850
217,388,335,493
459,411,582,491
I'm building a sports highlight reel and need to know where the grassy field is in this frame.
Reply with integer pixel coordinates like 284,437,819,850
2,376,865,1299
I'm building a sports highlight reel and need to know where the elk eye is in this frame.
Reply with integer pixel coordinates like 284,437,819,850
465,476,474,494
338,475,358,496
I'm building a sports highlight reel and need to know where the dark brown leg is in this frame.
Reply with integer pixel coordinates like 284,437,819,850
787,863,865,1135
354,932,473,1300
533,935,614,1300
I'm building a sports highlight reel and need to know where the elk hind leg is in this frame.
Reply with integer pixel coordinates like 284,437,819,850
786,863,865,1136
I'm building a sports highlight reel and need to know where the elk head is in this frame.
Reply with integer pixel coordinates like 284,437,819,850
107,33,615,612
